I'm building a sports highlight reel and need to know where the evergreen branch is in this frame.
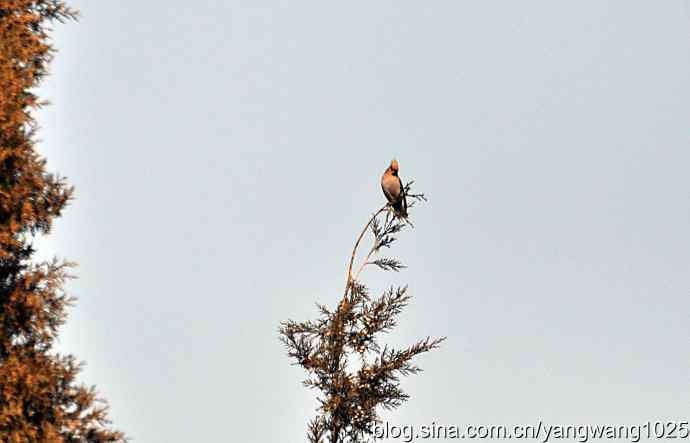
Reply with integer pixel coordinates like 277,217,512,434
279,180,442,443
344,205,388,296
368,258,405,272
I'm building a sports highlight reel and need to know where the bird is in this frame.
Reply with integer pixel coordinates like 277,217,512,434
381,159,408,218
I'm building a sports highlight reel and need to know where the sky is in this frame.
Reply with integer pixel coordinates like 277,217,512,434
33,1,689,442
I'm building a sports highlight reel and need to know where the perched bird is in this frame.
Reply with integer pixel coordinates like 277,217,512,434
381,159,408,218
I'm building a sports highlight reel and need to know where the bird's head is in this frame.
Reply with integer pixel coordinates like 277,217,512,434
390,159,399,175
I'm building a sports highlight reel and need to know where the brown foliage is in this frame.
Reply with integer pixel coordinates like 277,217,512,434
280,184,445,443
0,1,125,441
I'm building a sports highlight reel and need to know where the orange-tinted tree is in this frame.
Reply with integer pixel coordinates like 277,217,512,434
280,182,444,443
0,1,125,441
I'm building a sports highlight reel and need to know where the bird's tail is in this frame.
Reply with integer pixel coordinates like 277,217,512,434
393,200,407,218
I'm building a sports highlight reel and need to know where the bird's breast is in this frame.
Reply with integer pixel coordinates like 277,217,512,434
381,174,401,199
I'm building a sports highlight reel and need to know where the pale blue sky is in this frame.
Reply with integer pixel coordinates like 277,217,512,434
34,1,689,442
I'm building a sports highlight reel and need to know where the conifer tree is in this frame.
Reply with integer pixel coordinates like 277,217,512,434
280,182,444,443
0,2,125,441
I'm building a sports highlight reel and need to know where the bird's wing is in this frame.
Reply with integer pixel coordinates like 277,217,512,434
397,176,407,215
